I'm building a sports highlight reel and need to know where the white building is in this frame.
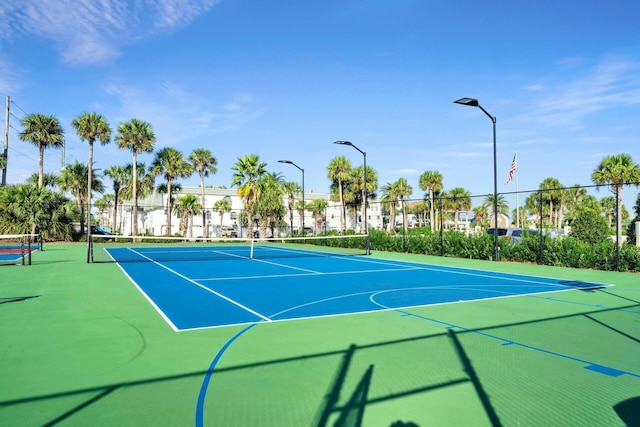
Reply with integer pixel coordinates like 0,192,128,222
106,186,384,237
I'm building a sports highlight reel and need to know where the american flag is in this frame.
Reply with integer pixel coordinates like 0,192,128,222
505,152,517,185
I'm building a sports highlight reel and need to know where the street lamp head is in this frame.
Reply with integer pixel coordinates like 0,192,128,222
454,97,479,107
333,140,353,147
278,160,293,164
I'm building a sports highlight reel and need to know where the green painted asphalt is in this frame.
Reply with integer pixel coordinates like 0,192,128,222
0,243,638,426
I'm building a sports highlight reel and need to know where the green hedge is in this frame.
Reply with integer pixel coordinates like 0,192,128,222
364,229,640,273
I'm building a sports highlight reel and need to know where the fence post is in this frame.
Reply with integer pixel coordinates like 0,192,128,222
615,184,620,272
538,190,543,265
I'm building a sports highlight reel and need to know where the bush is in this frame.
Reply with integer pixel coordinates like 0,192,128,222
366,226,640,272
569,211,610,244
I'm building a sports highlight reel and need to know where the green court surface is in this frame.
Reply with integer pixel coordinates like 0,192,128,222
1,243,639,426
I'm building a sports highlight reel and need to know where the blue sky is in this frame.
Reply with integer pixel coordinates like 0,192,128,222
2,0,640,209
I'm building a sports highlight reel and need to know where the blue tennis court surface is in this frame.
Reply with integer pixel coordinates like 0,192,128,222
107,244,608,331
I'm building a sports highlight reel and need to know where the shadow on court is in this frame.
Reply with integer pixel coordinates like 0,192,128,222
1,300,637,426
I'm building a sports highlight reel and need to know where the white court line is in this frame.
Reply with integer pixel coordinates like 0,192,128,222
252,257,322,274
196,266,422,282
125,247,271,322
325,255,612,289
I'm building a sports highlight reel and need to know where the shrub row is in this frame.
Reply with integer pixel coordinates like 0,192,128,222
365,229,640,273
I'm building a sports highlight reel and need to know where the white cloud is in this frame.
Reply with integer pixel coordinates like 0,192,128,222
521,56,640,129
1,0,220,65
104,81,266,144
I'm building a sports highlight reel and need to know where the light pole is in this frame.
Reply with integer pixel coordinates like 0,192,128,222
334,141,370,255
278,160,304,235
454,97,499,261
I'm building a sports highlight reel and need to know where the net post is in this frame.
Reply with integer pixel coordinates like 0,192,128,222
87,235,93,263
27,235,32,266
20,237,25,266
250,238,255,259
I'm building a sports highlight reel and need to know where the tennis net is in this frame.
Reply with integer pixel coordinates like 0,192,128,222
89,234,368,263
0,234,43,266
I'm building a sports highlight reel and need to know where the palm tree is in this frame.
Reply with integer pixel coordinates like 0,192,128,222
115,119,155,235
473,205,489,229
281,181,300,235
307,198,329,234
389,178,412,231
72,112,111,237
151,147,195,235
103,165,127,233
254,172,286,237
60,161,104,234
600,196,616,229
348,165,378,233
419,170,443,232
592,153,640,247
482,193,510,227
448,187,471,229
294,199,307,234
94,197,108,227
539,177,564,227
19,114,65,188
380,182,399,232
27,172,59,189
0,183,73,240
189,148,217,237
213,199,232,235
327,156,352,232
175,194,201,237
120,163,155,234
231,154,267,237
565,184,588,224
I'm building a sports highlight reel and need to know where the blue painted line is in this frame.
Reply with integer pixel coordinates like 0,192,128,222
195,324,257,427
396,310,640,379
584,364,627,377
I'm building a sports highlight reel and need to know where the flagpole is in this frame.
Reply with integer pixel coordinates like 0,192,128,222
515,150,519,228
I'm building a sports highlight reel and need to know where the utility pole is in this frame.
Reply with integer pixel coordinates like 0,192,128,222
2,96,9,186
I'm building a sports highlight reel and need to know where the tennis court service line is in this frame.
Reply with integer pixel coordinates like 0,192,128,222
252,257,323,273
195,266,424,282
125,248,271,322
337,256,610,289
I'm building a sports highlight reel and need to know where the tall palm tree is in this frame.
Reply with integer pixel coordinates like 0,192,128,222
27,172,59,189
294,199,307,234
448,187,471,229
255,172,286,237
115,119,155,235
390,178,413,231
473,205,489,229
60,161,104,234
592,153,640,247
175,194,201,238
121,163,155,234
72,112,111,237
213,199,232,235
151,147,194,235
189,148,217,237
539,177,564,227
482,193,510,227
231,154,267,237
600,196,616,229
281,181,300,235
103,165,127,233
307,198,329,234
327,156,352,232
380,182,399,232
349,165,378,233
19,113,65,188
419,170,443,232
